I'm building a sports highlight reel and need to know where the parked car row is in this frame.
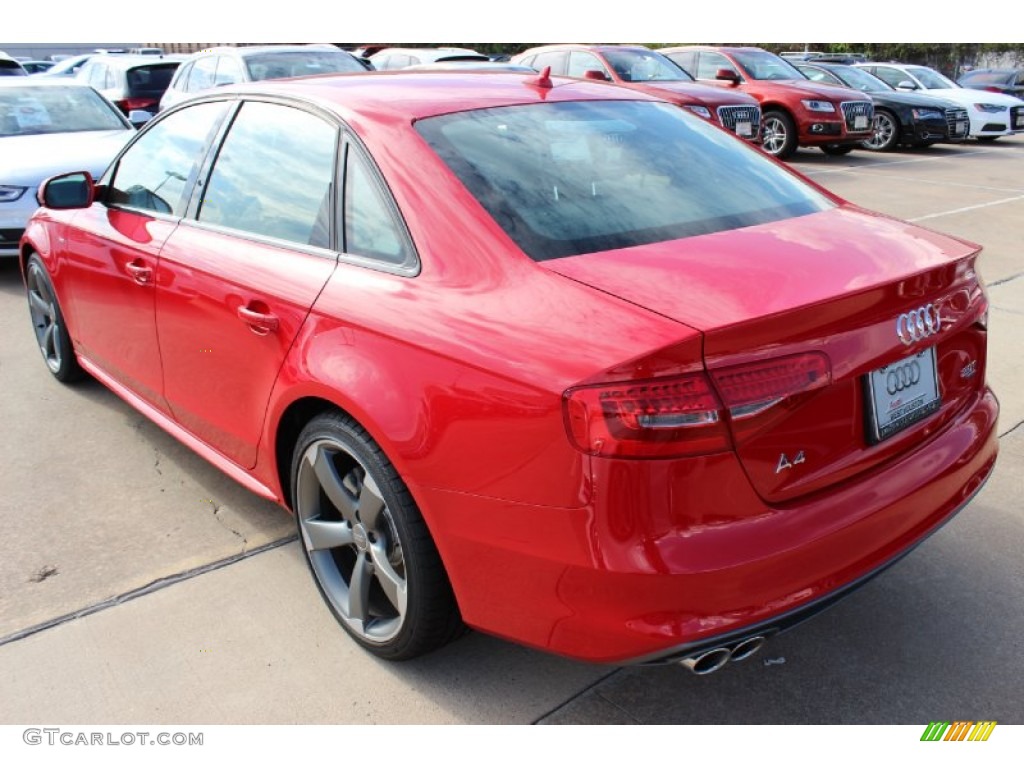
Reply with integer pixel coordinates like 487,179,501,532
14,65,1000,670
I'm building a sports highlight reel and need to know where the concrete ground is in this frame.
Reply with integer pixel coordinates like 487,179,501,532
1,136,1022,725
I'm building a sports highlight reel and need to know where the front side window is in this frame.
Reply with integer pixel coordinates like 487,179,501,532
107,101,227,216
602,50,692,83
799,67,843,87
695,52,735,80
198,101,337,248
567,52,609,79
417,100,832,262
732,50,804,81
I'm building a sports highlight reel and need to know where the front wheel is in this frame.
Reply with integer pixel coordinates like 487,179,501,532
291,412,463,660
862,110,900,152
25,254,84,383
820,144,854,156
761,110,798,159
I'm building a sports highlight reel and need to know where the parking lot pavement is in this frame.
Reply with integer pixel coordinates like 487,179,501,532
1,137,1022,724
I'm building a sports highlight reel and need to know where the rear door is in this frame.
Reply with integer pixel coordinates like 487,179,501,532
155,99,339,468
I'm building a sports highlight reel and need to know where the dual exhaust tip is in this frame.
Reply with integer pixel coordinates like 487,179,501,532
679,635,766,675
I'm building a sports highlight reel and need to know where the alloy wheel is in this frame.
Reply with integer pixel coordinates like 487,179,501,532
27,262,64,374
295,439,408,644
864,112,897,151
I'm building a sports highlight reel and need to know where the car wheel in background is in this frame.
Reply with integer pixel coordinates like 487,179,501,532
761,110,798,159
291,411,463,659
863,110,900,152
25,254,85,383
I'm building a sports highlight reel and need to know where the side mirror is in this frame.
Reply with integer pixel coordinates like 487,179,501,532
37,171,96,210
583,69,609,81
896,80,918,91
716,68,741,85
127,109,153,127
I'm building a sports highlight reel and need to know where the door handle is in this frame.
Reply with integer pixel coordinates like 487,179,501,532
125,260,152,285
237,304,280,335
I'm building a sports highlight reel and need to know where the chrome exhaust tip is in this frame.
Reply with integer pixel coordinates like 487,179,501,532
679,647,732,675
729,635,766,662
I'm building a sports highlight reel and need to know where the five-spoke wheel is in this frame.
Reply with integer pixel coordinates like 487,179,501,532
761,110,798,159
25,254,84,382
292,412,462,659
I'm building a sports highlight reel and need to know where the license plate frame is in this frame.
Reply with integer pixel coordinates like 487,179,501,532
864,347,941,444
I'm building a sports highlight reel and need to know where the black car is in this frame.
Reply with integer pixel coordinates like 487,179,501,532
957,68,1024,100
797,61,969,151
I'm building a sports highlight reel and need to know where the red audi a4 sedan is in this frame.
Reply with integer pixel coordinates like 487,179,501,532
21,71,998,671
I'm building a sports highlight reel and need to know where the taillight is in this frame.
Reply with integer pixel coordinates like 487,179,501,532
564,372,730,458
710,352,831,419
563,353,831,459
115,97,155,114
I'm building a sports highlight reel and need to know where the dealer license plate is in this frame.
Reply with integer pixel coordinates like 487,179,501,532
854,115,868,130
956,120,967,135
1016,113,1024,128
736,121,752,137
865,347,941,443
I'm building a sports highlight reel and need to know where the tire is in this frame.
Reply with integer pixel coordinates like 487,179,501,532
25,254,85,383
862,110,900,152
976,136,1000,142
820,145,854,156
291,411,463,660
761,110,798,159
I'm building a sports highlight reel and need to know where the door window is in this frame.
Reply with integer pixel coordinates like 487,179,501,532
198,101,338,249
106,101,227,216
567,52,609,79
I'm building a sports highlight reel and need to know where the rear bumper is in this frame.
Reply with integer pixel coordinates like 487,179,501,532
419,387,998,664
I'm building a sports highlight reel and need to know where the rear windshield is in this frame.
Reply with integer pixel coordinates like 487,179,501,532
245,51,365,80
417,100,831,261
0,60,27,76
126,64,179,94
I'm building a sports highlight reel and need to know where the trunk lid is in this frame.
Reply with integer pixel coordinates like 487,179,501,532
545,206,989,503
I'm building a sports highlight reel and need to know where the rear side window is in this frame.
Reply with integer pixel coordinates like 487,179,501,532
343,147,414,266
531,51,568,75
198,101,337,248
107,101,227,216
417,100,832,261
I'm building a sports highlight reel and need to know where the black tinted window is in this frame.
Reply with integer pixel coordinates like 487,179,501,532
199,102,337,248
108,101,226,216
126,64,178,95
418,101,831,261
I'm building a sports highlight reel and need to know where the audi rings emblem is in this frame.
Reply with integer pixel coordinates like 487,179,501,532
896,303,941,345
886,360,921,394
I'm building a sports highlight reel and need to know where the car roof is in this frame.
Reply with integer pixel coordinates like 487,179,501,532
86,54,185,69
204,70,661,123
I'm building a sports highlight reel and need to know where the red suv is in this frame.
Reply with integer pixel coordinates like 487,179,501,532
512,45,762,142
662,46,874,159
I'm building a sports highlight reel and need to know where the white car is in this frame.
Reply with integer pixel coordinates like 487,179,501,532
369,47,490,71
0,80,133,257
855,62,1024,140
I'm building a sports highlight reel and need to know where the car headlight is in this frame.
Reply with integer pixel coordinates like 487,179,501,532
683,105,712,120
801,100,835,113
0,185,28,203
974,103,1006,113
912,108,944,120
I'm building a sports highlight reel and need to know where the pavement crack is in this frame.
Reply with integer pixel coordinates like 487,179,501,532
29,565,59,583
532,667,625,724
206,499,249,552
988,271,1024,288
999,418,1024,439
0,536,298,649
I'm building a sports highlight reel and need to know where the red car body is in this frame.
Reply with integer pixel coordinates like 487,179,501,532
661,46,876,158
512,44,763,142
20,72,998,666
